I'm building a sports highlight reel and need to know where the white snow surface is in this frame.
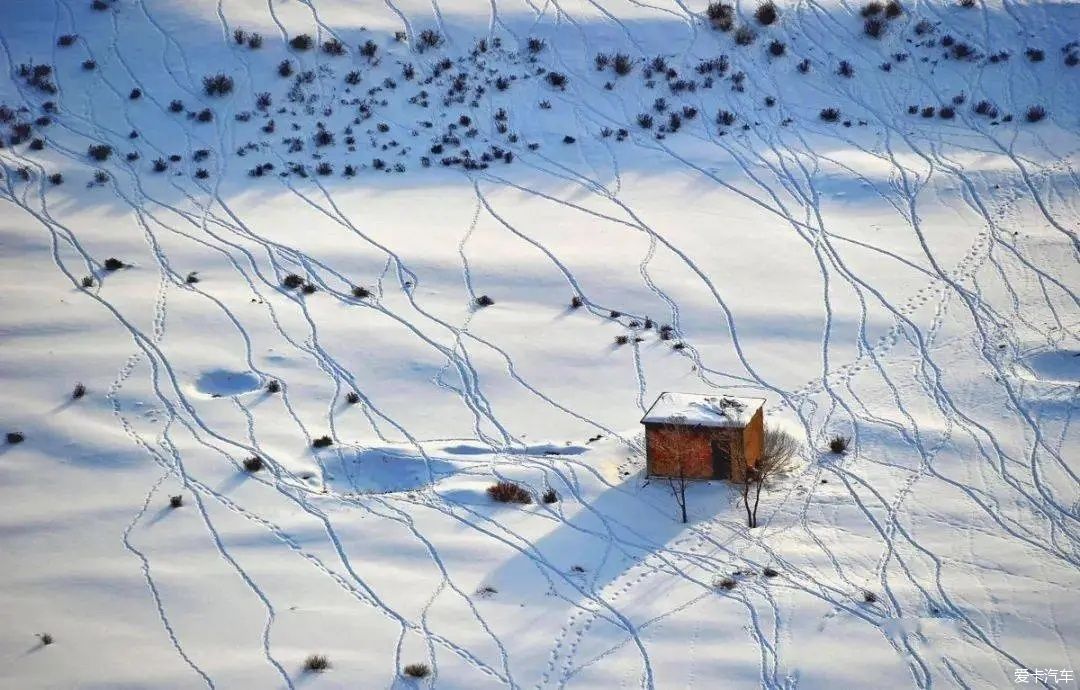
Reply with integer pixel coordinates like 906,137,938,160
641,392,763,427
1,0,1078,688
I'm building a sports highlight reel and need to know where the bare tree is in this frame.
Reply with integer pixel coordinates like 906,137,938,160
742,427,799,528
651,415,696,523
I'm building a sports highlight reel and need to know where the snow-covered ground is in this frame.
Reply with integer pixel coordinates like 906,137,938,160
1,0,1077,687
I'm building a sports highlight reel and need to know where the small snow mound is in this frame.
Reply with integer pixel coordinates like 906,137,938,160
1015,350,1080,385
192,370,262,397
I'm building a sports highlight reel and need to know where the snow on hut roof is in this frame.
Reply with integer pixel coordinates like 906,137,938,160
640,392,764,428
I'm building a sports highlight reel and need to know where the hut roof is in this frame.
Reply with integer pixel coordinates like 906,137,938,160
641,392,764,428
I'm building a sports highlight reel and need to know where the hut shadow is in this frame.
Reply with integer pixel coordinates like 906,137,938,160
479,471,736,605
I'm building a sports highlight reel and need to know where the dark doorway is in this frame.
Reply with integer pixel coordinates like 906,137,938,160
711,439,731,479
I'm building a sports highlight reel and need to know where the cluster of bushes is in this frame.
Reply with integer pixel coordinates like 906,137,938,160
17,63,56,94
203,73,234,96
233,28,262,49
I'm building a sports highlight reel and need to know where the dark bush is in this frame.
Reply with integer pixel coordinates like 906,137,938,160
248,33,263,49
168,99,184,113
403,663,430,678
266,380,281,393
185,271,199,284
88,144,112,161
153,158,168,172
196,108,213,122
562,135,576,144
570,296,584,308
865,17,886,38
613,53,634,75
829,435,850,454
312,435,333,448
951,42,973,60
255,92,272,111
83,59,96,70
243,456,264,472
81,276,94,288
862,590,878,603
637,112,653,128
797,58,811,73
476,294,495,307
717,109,736,126
706,2,735,31
973,100,998,117
418,29,442,49
768,40,786,56
314,129,334,147
304,655,330,672
1025,105,1046,122
734,26,756,46
527,37,545,53
884,0,902,17
169,494,183,508
614,334,630,345
1025,48,1044,62
861,1,883,16
282,274,305,289
819,108,840,122
763,566,779,577
542,488,559,503
717,577,737,590
837,60,854,77
301,282,318,294
7,432,24,444
104,257,124,271
37,633,53,645
203,73,234,96
129,88,141,100
345,392,360,404
290,34,313,51
755,1,778,25
921,106,935,117
359,40,378,59
914,19,933,35
487,481,531,504
546,72,568,88
939,106,955,119
278,60,293,77
58,34,77,47
352,286,371,299
322,38,345,55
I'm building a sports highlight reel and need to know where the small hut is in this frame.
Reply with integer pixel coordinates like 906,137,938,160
641,393,765,482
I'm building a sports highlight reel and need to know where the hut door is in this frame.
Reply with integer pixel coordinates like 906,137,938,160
711,440,731,480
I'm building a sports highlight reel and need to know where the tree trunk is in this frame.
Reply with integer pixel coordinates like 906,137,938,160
678,468,687,524
751,480,764,528
742,480,754,528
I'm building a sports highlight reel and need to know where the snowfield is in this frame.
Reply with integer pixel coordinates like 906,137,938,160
0,0,1077,687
